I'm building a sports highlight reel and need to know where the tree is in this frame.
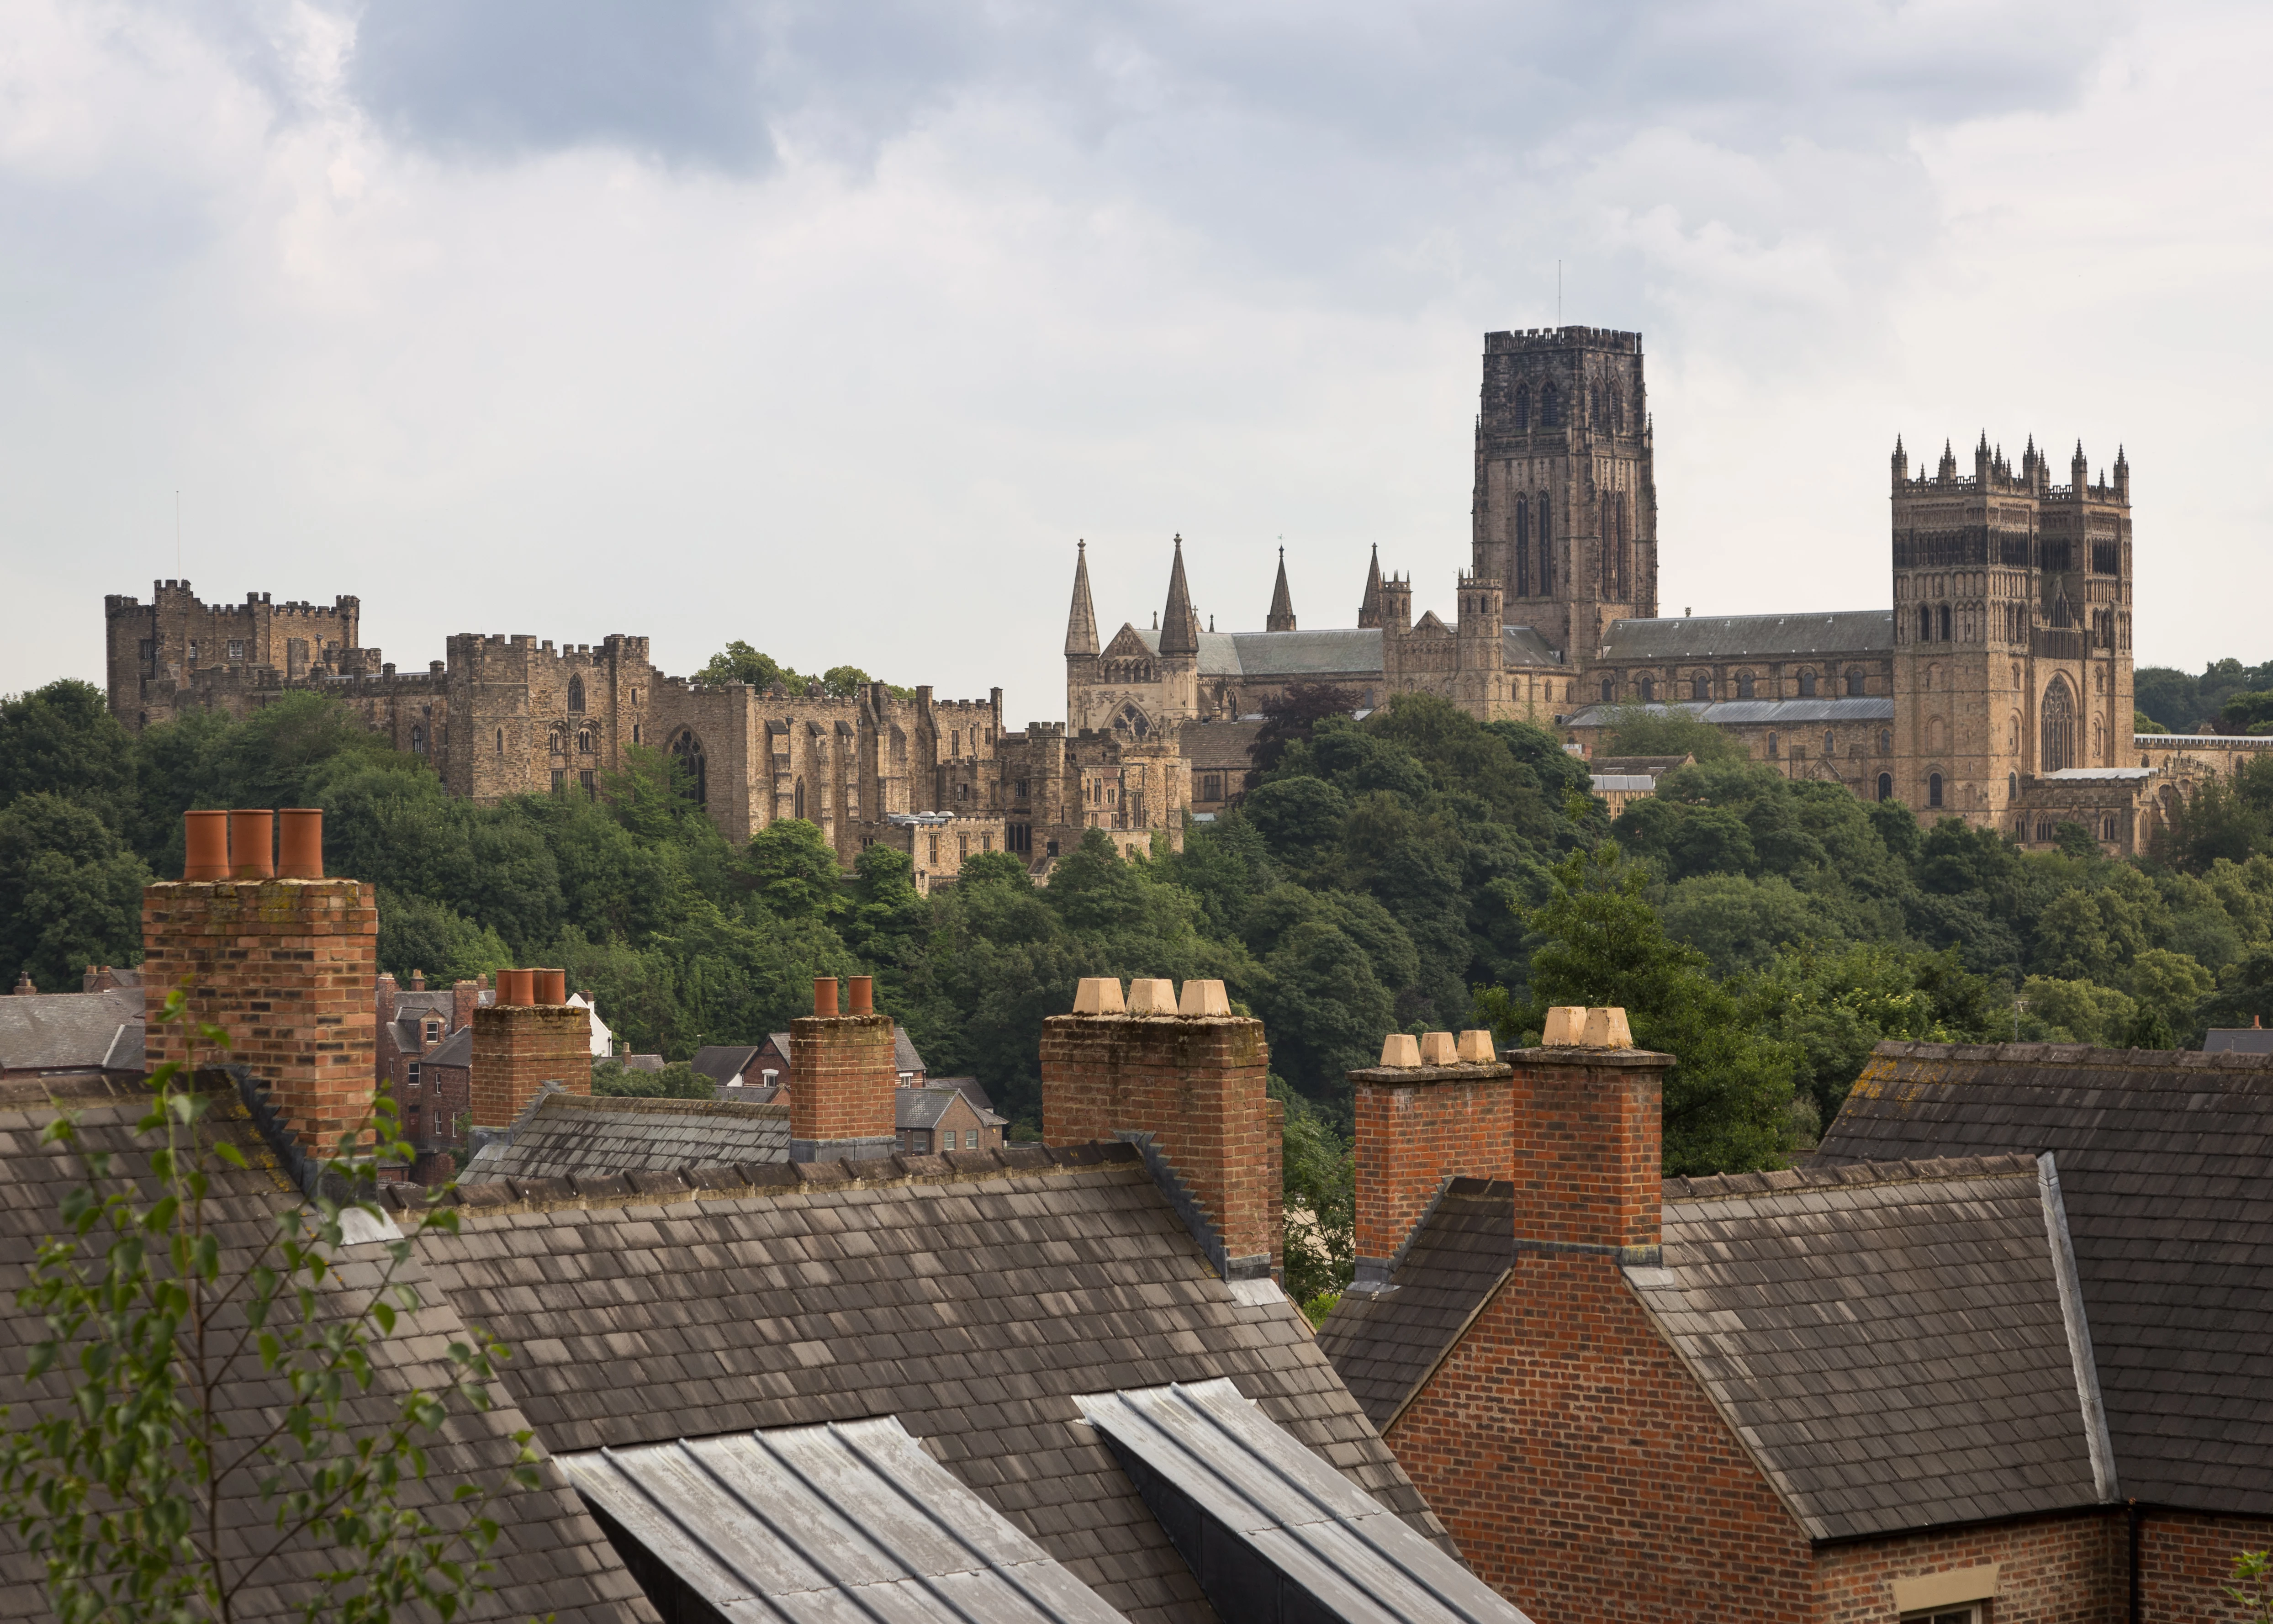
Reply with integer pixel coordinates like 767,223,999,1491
698,640,811,694
0,681,137,832
0,996,534,1624
1250,683,1362,773
1272,1078,1353,1312
741,819,845,921
1596,703,1745,763
592,1058,714,1098
0,793,150,993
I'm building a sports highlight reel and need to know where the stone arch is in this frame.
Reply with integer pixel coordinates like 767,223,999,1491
578,727,594,755
568,675,585,714
1766,731,1779,759
1929,772,1944,809
1638,676,1655,703
1876,772,1893,802
1927,716,1945,752
1797,669,1818,698
1918,604,1933,643
1736,671,1755,699
2009,712,2021,754
1541,381,1560,429
2041,677,2076,773
1111,704,1151,740
410,724,426,756
1937,605,1951,642
670,728,708,807
547,725,566,757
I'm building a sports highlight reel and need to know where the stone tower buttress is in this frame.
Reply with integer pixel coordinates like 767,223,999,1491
1064,541,1100,731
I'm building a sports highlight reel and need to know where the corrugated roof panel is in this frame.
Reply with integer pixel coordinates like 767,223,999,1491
562,1418,1127,1624
1078,1379,1530,1624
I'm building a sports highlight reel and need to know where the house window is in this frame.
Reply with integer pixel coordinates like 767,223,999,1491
914,1130,931,1153
1929,772,1945,808
1901,1611,1979,1624
963,1129,978,1149
1737,672,1755,699
423,1020,441,1044
1877,772,1893,802
1797,670,1817,697
407,1063,421,1091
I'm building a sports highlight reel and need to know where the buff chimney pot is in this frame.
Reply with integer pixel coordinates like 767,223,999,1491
228,810,275,879
182,811,230,881
1379,1032,1422,1068
1582,1006,1635,1048
1541,1006,1586,1046
1073,977,1125,1016
277,809,324,878
1418,1031,1458,1065
1456,1029,1497,1063
1127,978,1177,1016
1177,979,1230,1016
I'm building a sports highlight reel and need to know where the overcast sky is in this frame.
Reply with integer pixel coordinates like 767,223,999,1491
5,0,2266,721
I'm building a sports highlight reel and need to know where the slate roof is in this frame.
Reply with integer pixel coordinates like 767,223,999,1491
423,1026,472,1068
1131,626,1386,680
1600,609,1893,661
687,1043,762,1086
0,1088,649,1624
1500,624,1564,667
1815,1042,2273,1518
1316,1180,1513,1428
1633,1155,2109,1541
898,1084,981,1131
2206,1028,2273,1056
1561,697,1895,730
1176,719,1266,771
0,988,143,1075
396,1144,1449,1624
462,1090,791,1184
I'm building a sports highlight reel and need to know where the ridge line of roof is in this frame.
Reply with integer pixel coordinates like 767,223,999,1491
1873,1038,2273,1072
1663,1153,2040,1202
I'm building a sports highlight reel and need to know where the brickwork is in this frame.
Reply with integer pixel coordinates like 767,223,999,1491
1349,1059,1515,1268
1507,1045,1670,1253
1388,1253,1814,1622
141,878,379,1155
2135,1509,2273,1622
469,1004,592,1130
788,1013,898,1154
1813,1511,2125,1623
1040,1010,1274,1274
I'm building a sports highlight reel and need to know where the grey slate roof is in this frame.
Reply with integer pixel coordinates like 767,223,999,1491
1815,1042,2273,1517
1634,1155,2110,1541
2206,1028,2273,1056
1600,609,1893,661
0,988,143,1074
462,1090,790,1183
1132,626,1387,680
1500,624,1563,667
1316,1180,1513,1428
898,1085,973,1131
1560,697,1894,729
0,1090,650,1624
686,1043,761,1086
397,1144,1449,1624
423,1026,472,1068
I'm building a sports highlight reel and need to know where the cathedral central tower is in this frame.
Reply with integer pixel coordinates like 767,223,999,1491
1471,327,1658,659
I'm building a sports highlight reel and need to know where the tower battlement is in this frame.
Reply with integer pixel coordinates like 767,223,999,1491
1485,327,1644,353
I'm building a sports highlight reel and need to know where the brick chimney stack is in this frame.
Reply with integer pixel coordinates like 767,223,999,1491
141,809,379,1156
1041,977,1281,1281
1509,1006,1674,1262
469,965,591,1137
788,975,900,1162
1346,1027,1512,1293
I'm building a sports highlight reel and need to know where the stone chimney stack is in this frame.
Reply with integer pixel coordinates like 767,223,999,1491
141,809,379,1156
1041,977,1281,1281
469,966,591,1137
1509,1006,1674,1262
788,975,899,1162
1346,1028,1511,1292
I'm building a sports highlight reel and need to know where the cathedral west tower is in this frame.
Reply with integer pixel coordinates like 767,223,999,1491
1471,327,1658,661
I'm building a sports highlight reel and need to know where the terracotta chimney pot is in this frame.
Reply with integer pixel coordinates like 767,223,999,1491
183,810,230,881
228,810,275,879
813,977,839,1017
277,809,324,878
848,975,874,1015
535,968,566,1005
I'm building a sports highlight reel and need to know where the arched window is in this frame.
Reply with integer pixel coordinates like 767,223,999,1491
547,726,565,757
1541,382,1560,428
1537,495,1553,594
1918,605,1933,643
1929,772,1944,808
411,724,426,756
577,728,593,755
1938,605,1952,642
1824,731,1836,756
671,729,708,807
795,780,805,820
1737,672,1755,699
1880,730,1892,754
1876,772,1893,802
2102,813,2117,842
1513,388,1528,432
1767,732,1779,759
495,726,504,756
1600,678,1615,703
1691,676,1709,701
1845,669,1865,696
1797,670,1817,698
567,676,585,714
2036,817,2055,843
2008,772,2018,801
2041,680,2075,773
1639,677,1655,703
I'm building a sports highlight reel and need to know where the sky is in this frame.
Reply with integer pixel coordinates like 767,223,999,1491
3,0,2268,722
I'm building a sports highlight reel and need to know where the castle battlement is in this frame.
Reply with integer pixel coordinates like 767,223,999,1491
1485,327,1643,353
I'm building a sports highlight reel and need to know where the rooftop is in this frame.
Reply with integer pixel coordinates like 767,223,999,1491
463,1088,791,1184
0,987,144,1076
1600,609,1893,662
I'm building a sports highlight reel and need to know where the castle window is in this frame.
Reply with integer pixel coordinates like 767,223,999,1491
227,640,244,661
1691,676,1709,701
1881,730,1892,754
2009,771,2018,801
1513,388,1528,432
1737,672,1755,699
633,723,640,745
2041,680,2075,773
1766,732,1779,759
411,725,426,756
551,769,565,793
548,726,566,756
1929,772,1944,808
1824,731,1835,756
795,780,806,820
495,727,504,756
187,640,199,664
1514,502,1531,596
2036,817,2055,842
670,729,708,807
580,770,596,800
577,728,593,754
1797,671,1817,698
1846,669,1865,696
1601,679,1615,703
1541,382,1560,428
1918,605,1932,643
568,676,585,714
2102,813,2118,842
1638,677,1654,703
138,639,154,662
1938,605,1952,642
1877,773,1893,802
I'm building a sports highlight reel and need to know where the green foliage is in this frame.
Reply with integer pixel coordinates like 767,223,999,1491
592,1058,714,1098
374,889,513,986
1597,702,1745,762
694,642,912,700
742,819,846,921
1743,942,1999,1126
2133,709,2169,736
0,995,534,1624
0,794,150,993
2135,657,2273,734
1274,1078,1354,1304
2229,1549,2273,1621
2020,975,2137,1045
0,681,137,833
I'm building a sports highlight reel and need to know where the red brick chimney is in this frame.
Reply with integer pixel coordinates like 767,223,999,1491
142,809,379,1157
1040,977,1278,1281
1347,1027,1512,1293
469,965,592,1138
1509,1006,1673,1262
788,975,899,1162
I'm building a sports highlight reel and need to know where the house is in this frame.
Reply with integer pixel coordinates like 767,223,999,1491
0,984,144,1092
2204,1018,2273,1055
895,1081,1006,1153
0,815,1523,1622
1316,1014,2273,1622
1585,752,1692,816
685,1042,768,1089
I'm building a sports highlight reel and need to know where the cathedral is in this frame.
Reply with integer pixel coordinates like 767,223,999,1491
1064,324,2241,855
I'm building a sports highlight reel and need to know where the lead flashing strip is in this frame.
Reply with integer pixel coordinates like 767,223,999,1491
2037,1150,2120,1503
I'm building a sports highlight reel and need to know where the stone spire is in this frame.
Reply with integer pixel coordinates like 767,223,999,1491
1357,544,1383,629
1266,547,1297,633
1065,540,1099,658
1160,535,1200,656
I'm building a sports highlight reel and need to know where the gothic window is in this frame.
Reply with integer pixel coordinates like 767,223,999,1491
551,769,565,793
577,728,593,754
1541,382,1560,428
580,770,595,799
2102,813,2117,842
671,729,708,807
1929,772,1944,808
2041,680,2075,773
1601,679,1615,703
1639,677,1654,703
1797,671,1817,698
1845,669,1865,696
1918,605,1933,643
1877,772,1893,802
568,676,585,714
2008,772,2017,801
2036,817,2055,842
1737,672,1755,699
1537,495,1553,594
1766,732,1779,759
795,780,805,820
1513,388,1528,432
1514,503,1531,596
411,725,426,756
1937,605,1952,642
1692,676,1709,701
